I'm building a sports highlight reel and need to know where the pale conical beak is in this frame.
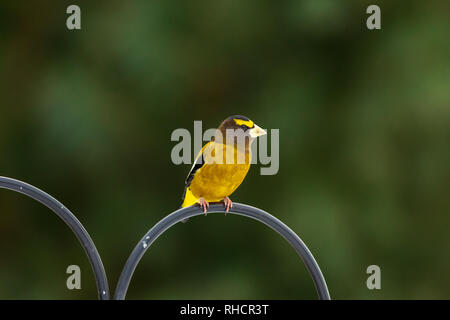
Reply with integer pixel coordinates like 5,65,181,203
249,124,267,138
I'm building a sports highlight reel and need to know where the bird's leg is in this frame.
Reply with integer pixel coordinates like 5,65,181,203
223,196,233,214
199,197,209,215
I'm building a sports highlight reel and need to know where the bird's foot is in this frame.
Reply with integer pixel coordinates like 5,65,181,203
223,197,233,214
199,197,209,215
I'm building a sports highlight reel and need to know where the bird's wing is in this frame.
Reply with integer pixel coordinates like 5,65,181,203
181,141,213,205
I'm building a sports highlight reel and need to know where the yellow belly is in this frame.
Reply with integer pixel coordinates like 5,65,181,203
182,162,251,207
181,142,252,208
190,163,250,201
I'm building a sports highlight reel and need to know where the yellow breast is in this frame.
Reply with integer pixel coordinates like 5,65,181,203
185,143,251,205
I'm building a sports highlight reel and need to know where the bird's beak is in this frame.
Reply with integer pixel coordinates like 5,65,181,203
249,124,267,138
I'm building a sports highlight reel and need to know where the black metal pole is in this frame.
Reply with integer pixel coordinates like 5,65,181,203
0,176,110,300
114,203,330,300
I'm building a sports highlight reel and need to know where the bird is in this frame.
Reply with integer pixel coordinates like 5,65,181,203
180,115,267,217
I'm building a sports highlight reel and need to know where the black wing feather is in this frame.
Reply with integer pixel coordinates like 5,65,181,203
180,149,206,206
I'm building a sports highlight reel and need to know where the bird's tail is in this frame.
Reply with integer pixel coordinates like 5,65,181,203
181,187,198,208
180,187,198,223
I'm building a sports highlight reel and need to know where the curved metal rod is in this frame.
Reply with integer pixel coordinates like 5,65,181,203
114,203,331,300
0,176,110,300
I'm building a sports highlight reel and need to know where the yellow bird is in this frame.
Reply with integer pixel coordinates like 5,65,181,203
181,115,267,214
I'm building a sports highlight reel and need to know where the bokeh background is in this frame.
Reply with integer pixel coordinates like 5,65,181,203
0,0,449,299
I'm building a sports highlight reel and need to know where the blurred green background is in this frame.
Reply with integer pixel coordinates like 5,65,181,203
0,0,449,299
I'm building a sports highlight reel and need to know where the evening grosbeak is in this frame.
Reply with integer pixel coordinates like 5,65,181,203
181,115,267,216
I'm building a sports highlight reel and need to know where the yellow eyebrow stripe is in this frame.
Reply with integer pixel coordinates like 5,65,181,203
234,119,254,128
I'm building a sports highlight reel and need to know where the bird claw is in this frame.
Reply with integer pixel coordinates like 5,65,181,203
223,197,233,214
199,197,209,215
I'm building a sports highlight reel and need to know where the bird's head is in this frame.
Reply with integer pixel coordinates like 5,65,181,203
215,115,267,147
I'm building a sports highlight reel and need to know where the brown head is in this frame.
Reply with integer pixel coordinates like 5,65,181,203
214,115,267,148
